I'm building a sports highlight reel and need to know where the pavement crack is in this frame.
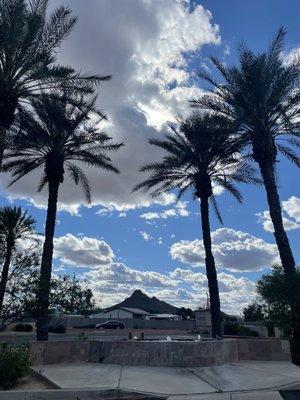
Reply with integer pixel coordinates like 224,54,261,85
186,368,221,392
117,365,123,389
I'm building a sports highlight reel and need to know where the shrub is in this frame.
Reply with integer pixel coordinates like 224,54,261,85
237,325,259,337
14,323,33,332
223,321,258,337
48,324,66,334
0,343,30,390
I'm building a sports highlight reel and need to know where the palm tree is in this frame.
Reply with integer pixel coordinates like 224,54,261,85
3,96,123,340
192,28,300,277
0,0,110,169
0,206,35,314
134,113,257,338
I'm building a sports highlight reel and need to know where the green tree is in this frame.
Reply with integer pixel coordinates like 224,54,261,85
0,250,40,330
257,265,300,336
3,96,123,340
1,253,97,330
134,113,257,338
49,274,95,316
192,28,299,276
0,206,35,315
0,0,110,169
243,302,264,322
257,265,300,363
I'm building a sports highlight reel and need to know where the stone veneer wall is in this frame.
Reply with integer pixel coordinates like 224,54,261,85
29,338,291,366
89,339,238,367
237,338,291,361
29,340,90,365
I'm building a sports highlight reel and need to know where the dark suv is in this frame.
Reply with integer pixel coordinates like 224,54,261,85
96,320,125,329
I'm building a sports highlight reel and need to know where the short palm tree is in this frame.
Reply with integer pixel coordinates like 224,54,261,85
192,28,300,276
3,96,123,340
134,113,257,338
0,206,35,314
0,0,110,169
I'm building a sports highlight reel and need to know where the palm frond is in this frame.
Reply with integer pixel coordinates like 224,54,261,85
67,163,91,203
210,195,223,225
5,96,122,204
135,113,251,213
277,144,300,167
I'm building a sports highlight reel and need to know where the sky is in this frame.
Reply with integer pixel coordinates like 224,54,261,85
0,0,299,315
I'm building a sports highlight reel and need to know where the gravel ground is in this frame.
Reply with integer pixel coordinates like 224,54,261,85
14,372,55,390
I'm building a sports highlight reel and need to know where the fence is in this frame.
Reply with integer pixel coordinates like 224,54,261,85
50,316,197,330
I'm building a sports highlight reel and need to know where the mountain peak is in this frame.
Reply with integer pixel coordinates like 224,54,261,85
104,290,180,315
131,289,146,297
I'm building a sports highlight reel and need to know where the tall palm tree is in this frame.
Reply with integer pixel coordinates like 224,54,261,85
0,0,110,169
134,113,257,338
0,206,35,314
3,96,123,340
192,28,300,277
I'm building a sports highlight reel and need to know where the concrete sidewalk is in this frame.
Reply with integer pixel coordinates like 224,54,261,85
0,388,287,400
31,361,300,398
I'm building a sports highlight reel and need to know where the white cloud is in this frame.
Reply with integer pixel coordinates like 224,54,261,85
53,234,115,268
1,0,220,213
170,267,255,293
257,196,300,232
170,228,279,271
282,46,300,66
282,196,300,222
140,231,152,241
46,229,258,314
85,263,256,314
170,267,256,314
140,201,190,220
85,262,178,291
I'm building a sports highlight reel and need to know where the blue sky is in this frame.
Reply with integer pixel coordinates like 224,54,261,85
0,0,299,314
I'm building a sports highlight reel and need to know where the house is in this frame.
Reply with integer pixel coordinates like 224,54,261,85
195,307,212,334
149,313,181,320
91,307,150,320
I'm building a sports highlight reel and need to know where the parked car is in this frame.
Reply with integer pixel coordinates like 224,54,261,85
96,320,125,329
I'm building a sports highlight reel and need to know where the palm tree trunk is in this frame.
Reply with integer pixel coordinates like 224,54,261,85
259,161,295,275
36,180,60,341
200,197,222,338
0,239,14,315
259,161,300,344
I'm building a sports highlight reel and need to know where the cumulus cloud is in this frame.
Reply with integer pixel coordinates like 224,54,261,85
140,201,190,220
257,196,300,232
283,196,300,222
170,267,255,293
1,0,220,214
53,234,115,268
170,267,256,313
84,263,256,314
170,228,279,271
49,230,258,314
85,262,178,292
46,230,257,313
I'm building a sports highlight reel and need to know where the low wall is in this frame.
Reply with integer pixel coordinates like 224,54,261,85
30,340,90,365
29,338,291,367
89,339,238,367
237,338,291,361
50,316,196,330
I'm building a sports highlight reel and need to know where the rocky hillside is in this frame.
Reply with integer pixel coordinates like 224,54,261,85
104,290,180,314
